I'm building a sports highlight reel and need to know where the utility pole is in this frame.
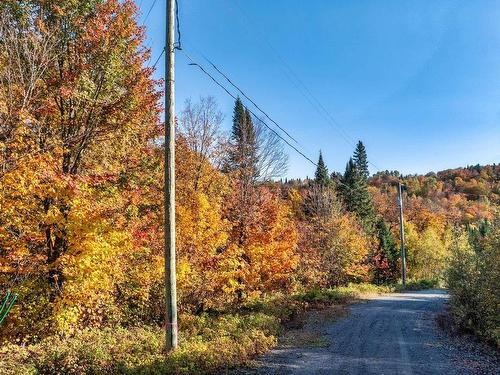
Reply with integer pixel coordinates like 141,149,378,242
397,181,406,288
164,0,178,350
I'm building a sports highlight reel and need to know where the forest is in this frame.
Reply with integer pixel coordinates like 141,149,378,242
0,1,498,374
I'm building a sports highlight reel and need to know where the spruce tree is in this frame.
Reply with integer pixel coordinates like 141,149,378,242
353,141,369,179
373,219,400,283
314,151,330,186
377,219,399,266
340,158,357,212
340,154,375,232
226,98,258,181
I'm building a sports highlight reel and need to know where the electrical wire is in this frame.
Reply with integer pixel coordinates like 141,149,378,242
179,50,364,193
202,56,299,145
229,0,382,172
180,49,318,167
142,0,158,26
151,47,165,69
174,0,182,50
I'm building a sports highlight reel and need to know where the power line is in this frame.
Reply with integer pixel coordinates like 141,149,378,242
151,47,165,69
229,0,382,172
145,0,180,69
174,0,182,50
142,0,159,26
180,50,362,194
202,56,299,145
180,49,318,167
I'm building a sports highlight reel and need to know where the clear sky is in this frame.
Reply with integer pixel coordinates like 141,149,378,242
139,0,500,178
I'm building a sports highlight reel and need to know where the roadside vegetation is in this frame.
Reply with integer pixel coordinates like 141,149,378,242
0,1,498,374
446,220,499,348
1,282,435,375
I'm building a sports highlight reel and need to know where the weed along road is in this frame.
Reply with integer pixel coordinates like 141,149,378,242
242,290,498,375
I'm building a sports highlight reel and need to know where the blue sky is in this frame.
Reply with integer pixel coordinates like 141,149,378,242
139,0,500,178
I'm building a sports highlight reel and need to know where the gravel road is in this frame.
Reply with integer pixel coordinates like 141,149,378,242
241,290,499,375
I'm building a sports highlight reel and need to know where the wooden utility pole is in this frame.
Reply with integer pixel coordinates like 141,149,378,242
164,0,178,350
397,181,407,288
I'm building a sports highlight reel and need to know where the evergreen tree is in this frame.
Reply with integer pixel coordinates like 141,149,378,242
226,98,258,181
377,219,399,266
353,141,369,179
340,158,357,212
371,219,400,284
314,151,330,186
340,156,375,232
330,171,342,183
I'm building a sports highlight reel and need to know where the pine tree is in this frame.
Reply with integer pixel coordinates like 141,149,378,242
353,141,369,179
314,151,330,186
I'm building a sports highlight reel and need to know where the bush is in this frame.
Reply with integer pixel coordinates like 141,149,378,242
394,279,439,291
0,282,441,374
0,313,279,375
446,226,500,347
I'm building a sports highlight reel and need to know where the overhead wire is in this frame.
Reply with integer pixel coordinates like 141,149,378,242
174,0,182,50
228,0,382,172
141,0,158,26
202,56,299,145
180,49,318,167
170,4,355,186
153,1,374,193
151,47,165,69
180,50,370,194
146,0,181,70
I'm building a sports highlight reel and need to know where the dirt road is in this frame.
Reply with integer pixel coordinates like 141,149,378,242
242,290,498,375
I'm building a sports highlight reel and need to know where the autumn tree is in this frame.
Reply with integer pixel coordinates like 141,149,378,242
0,0,161,337
0,4,60,173
179,97,225,164
403,222,450,280
222,98,297,300
179,96,227,189
447,221,499,345
303,185,370,286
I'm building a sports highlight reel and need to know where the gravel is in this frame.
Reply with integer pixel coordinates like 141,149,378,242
237,290,499,375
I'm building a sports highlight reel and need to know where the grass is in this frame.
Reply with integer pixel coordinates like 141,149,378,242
0,281,438,374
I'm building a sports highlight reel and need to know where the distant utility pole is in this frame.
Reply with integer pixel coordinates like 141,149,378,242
397,181,407,288
164,0,178,350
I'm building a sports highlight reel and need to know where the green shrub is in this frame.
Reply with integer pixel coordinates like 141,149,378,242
393,279,439,291
446,225,500,347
